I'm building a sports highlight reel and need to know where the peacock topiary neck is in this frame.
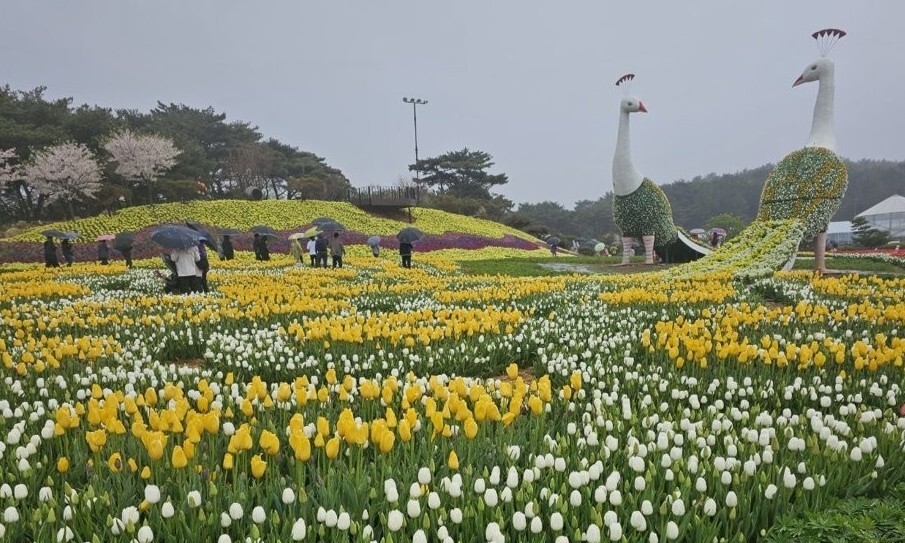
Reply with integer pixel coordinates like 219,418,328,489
612,109,643,196
806,65,836,152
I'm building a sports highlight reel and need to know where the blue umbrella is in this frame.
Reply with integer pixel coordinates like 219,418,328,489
150,225,202,250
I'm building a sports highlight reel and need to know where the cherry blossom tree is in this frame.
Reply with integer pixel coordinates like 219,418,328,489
104,130,180,204
26,143,103,219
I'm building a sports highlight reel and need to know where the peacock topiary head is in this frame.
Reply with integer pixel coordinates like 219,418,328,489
620,96,648,114
793,57,834,87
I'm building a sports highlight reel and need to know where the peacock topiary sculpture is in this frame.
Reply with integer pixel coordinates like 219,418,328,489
757,29,849,273
610,74,710,265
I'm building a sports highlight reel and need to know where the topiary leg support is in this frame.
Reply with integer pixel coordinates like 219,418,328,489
643,235,655,265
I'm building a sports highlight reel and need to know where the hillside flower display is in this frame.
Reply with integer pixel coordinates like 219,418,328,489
0,248,903,542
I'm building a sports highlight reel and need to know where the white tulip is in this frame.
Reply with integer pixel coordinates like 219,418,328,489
229,503,244,520
337,512,350,530
671,499,685,517
609,521,623,541
187,490,202,508
726,491,738,507
388,510,404,531
630,510,647,531
144,485,161,505
666,520,679,540
291,518,307,540
550,512,564,531
418,467,432,485
137,525,153,543
161,501,175,518
282,488,296,504
450,508,463,524
413,529,427,543
530,516,543,533
13,484,27,500
587,523,602,543
3,506,18,523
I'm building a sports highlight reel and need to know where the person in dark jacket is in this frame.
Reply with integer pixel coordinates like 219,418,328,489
120,244,134,268
43,237,60,268
315,234,329,268
399,240,413,268
97,240,109,265
197,239,210,292
259,235,270,261
60,238,74,266
221,235,234,260
252,233,262,260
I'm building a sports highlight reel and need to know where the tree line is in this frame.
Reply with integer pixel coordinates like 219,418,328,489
511,160,904,242
0,86,351,225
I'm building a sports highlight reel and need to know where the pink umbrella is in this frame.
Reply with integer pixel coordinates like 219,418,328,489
96,234,115,241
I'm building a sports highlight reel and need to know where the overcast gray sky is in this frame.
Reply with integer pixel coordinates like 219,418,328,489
1,1,902,207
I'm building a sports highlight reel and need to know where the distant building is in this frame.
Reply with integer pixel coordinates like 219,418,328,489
826,221,853,246
856,194,905,240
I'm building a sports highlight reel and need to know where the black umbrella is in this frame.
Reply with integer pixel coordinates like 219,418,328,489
220,227,243,236
317,220,346,232
311,217,335,226
41,229,67,238
547,236,561,246
250,225,277,236
366,236,381,247
113,232,134,251
150,225,202,250
396,227,424,243
63,232,79,240
186,222,219,250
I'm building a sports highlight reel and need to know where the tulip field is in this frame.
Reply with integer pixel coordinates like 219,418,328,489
1,247,904,543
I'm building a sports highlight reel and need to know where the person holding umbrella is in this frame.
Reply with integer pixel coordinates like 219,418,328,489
43,236,60,268
114,233,135,268
307,237,317,266
196,238,210,292
60,237,74,266
96,235,113,265
315,233,329,268
288,234,304,265
171,245,201,293
259,234,270,261
399,239,413,268
329,231,345,268
367,236,381,258
221,235,235,260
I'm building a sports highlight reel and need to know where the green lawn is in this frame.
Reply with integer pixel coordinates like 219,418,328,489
793,255,905,274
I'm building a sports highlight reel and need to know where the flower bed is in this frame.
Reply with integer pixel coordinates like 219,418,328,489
0,256,903,542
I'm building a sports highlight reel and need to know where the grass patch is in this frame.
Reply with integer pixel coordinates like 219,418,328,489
793,255,904,274
457,256,629,276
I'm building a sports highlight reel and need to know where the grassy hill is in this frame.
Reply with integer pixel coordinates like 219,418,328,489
0,200,543,263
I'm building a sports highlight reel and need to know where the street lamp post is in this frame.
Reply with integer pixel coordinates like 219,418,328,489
402,97,427,177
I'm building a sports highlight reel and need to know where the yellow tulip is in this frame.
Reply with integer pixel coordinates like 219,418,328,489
107,452,123,472
326,437,341,459
464,418,478,439
259,430,280,456
506,363,518,379
251,454,267,479
378,431,395,454
85,428,107,453
57,457,69,473
223,453,234,470
171,445,188,469
140,466,151,480
289,432,312,462
448,450,459,470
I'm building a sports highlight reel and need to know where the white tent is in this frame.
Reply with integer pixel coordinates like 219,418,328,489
856,194,905,239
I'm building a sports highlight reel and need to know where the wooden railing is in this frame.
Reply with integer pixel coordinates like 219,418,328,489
347,186,421,207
